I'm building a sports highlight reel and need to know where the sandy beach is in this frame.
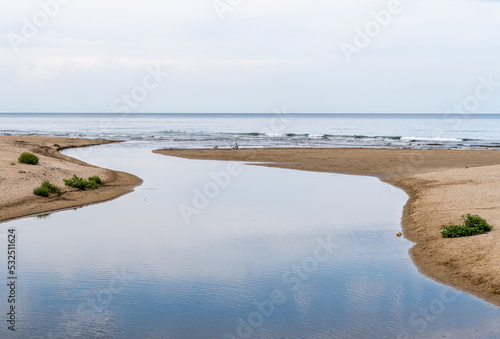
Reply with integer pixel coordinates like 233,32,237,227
0,136,142,223
154,148,500,306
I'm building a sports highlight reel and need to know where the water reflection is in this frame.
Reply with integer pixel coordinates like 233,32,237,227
0,143,498,338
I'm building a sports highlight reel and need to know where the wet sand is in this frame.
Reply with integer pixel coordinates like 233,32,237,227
154,148,500,306
0,136,142,223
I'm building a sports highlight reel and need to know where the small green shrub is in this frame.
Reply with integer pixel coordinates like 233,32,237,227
63,175,101,190
441,214,493,238
88,176,102,185
41,180,60,194
63,175,89,190
33,181,60,197
461,214,492,232
33,186,50,197
18,152,39,165
86,180,99,189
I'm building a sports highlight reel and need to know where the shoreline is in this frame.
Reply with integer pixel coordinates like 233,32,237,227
0,136,142,223
154,148,500,306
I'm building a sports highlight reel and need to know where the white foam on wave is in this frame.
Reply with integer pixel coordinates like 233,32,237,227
400,136,462,142
308,134,325,138
265,133,286,137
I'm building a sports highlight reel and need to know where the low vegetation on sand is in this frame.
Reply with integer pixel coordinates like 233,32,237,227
18,152,39,165
441,214,493,238
63,175,102,190
88,175,102,185
33,180,60,197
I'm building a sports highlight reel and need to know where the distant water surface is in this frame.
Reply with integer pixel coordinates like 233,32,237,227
1,113,500,149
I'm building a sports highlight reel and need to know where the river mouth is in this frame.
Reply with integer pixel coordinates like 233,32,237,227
1,142,498,338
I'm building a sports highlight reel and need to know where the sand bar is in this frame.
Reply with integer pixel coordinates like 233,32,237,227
0,136,142,223
154,148,500,306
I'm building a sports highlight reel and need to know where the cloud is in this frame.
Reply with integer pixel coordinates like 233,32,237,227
1,0,500,112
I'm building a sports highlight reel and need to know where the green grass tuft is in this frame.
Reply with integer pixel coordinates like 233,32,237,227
63,175,102,190
33,186,50,197
86,179,99,189
441,214,493,238
18,152,39,165
41,180,60,194
33,180,60,197
88,176,102,185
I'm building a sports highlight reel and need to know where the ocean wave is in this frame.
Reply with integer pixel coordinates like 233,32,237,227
4,128,496,150
265,133,286,137
240,132,261,136
400,136,462,143
218,132,405,140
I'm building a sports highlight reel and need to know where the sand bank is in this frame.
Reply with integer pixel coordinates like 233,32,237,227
0,136,142,223
154,148,500,306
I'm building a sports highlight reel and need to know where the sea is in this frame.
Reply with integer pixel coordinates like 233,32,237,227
1,113,500,149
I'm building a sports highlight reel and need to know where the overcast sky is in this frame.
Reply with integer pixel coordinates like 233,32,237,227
1,0,499,113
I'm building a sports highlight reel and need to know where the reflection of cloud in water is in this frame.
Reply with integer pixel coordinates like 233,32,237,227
3,145,498,338
292,287,314,316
